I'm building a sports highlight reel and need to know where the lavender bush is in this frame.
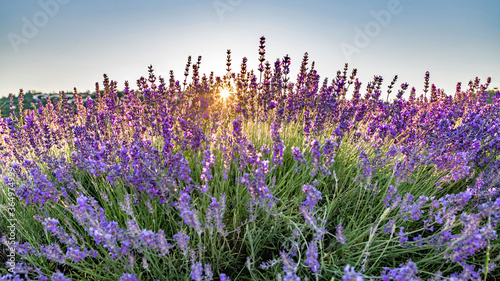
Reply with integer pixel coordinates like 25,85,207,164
1,37,499,280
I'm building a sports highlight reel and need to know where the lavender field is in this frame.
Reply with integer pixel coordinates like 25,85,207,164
1,37,499,280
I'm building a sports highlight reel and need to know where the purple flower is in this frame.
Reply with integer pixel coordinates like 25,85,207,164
239,159,273,202
152,229,173,256
305,241,320,274
310,138,322,177
205,194,228,237
383,185,399,208
66,246,89,262
204,263,213,281
232,116,243,139
383,219,396,235
190,262,203,281
454,263,482,280
358,150,372,181
40,243,65,264
300,205,326,240
14,161,62,206
42,218,75,246
292,146,307,172
173,231,190,257
280,251,300,281
200,148,215,193
0,274,24,281
119,273,138,281
140,229,155,247
283,272,301,281
397,227,409,246
260,259,280,270
71,195,122,258
271,119,285,166
381,260,420,281
167,151,192,184
336,223,347,245
302,184,322,210
51,272,71,281
261,145,270,155
444,212,497,262
342,265,364,281
322,137,338,170
177,190,203,235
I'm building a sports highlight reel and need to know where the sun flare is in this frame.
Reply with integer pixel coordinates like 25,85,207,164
219,88,231,99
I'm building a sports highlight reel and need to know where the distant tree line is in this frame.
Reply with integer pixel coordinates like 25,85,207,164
0,90,125,118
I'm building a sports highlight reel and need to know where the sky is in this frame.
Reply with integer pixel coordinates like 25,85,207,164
0,0,499,99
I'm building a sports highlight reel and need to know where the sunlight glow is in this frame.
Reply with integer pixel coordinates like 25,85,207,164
220,88,231,99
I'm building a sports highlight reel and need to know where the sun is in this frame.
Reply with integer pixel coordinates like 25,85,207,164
219,88,231,99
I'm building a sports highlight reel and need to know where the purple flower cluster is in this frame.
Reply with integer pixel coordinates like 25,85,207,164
299,184,326,241
342,265,364,281
190,262,213,281
336,223,347,245
200,148,215,193
239,158,277,211
301,184,322,211
70,194,172,260
177,190,203,235
271,118,285,166
291,146,307,173
310,139,322,177
204,194,228,237
280,251,301,281
119,273,138,281
381,260,420,281
304,241,320,275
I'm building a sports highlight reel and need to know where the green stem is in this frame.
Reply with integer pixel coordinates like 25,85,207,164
484,216,491,281
355,207,391,266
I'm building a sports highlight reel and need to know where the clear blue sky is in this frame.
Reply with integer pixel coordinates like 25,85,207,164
0,0,499,98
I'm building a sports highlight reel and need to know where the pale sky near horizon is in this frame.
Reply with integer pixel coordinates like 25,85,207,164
0,0,499,99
